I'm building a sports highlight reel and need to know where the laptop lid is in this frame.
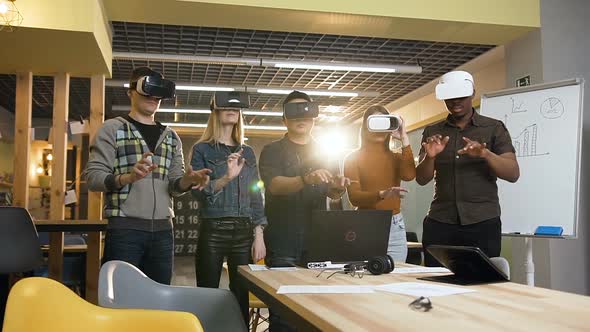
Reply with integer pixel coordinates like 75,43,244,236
302,210,392,264
419,245,509,285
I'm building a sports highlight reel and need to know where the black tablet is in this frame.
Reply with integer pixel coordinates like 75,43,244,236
419,245,510,285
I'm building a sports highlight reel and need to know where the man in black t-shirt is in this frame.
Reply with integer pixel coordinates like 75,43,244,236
259,91,350,331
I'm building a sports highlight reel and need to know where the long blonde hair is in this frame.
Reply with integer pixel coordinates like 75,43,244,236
197,109,245,145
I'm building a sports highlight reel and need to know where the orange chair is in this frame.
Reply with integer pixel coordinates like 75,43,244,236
249,259,269,332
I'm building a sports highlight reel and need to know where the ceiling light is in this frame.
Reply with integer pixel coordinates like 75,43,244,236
0,0,23,32
256,89,358,97
242,110,282,117
162,122,286,131
120,82,234,92
158,108,210,114
245,125,287,131
112,52,422,74
268,60,422,74
113,106,283,117
176,85,234,92
320,106,345,113
161,123,208,128
273,63,397,73
319,114,344,122
315,129,352,158
112,52,260,66
108,80,378,97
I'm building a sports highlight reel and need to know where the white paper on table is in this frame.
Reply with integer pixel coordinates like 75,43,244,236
374,282,476,297
248,264,269,271
277,285,375,294
269,267,298,271
391,267,451,274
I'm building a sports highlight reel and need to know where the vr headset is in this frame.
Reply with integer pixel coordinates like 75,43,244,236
435,71,474,101
283,102,319,119
130,75,176,99
213,91,250,109
367,114,401,132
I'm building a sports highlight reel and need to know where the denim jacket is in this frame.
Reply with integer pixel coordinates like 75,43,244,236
190,141,267,226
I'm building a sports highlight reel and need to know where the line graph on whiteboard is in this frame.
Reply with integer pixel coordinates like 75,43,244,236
511,97,528,113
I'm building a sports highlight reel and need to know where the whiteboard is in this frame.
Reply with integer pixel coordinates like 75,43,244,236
480,79,584,237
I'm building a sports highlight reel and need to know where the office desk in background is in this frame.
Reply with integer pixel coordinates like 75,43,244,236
407,241,422,249
34,219,108,304
239,263,590,332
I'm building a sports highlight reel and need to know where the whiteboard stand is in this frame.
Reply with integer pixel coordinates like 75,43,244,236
504,233,572,286
525,237,534,286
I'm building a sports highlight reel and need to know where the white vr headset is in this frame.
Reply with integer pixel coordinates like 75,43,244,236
435,71,474,100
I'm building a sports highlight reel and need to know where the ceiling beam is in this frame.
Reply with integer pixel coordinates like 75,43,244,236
104,0,539,45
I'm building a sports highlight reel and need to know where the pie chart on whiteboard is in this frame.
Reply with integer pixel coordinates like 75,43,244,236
540,97,564,119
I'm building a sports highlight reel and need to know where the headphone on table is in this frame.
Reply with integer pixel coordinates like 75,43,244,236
344,255,395,275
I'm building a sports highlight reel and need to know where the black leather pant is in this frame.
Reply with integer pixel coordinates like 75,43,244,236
195,218,253,325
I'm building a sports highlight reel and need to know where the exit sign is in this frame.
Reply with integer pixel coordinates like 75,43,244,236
516,75,531,87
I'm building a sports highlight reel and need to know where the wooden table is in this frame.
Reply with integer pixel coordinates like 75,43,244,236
41,244,88,253
34,219,108,304
239,263,590,332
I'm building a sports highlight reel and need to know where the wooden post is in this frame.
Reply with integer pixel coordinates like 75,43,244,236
86,74,105,303
13,72,32,208
48,73,70,281
74,145,81,219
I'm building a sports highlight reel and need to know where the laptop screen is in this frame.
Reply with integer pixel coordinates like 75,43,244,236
301,210,392,264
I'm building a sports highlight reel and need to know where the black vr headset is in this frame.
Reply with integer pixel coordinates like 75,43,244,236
283,102,319,119
130,74,176,99
213,91,251,109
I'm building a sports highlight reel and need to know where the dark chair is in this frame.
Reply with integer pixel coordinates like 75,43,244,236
406,231,423,265
0,207,43,329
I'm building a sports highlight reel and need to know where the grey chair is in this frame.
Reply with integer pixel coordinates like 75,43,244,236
98,260,246,332
490,256,511,280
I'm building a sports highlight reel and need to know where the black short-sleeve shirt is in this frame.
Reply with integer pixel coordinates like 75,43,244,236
259,135,336,258
419,110,515,225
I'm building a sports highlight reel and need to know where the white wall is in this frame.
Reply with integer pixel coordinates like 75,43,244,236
503,0,590,295
503,28,553,288
541,0,590,295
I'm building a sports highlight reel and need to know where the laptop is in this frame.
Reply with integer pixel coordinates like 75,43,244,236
301,210,392,265
419,245,510,285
